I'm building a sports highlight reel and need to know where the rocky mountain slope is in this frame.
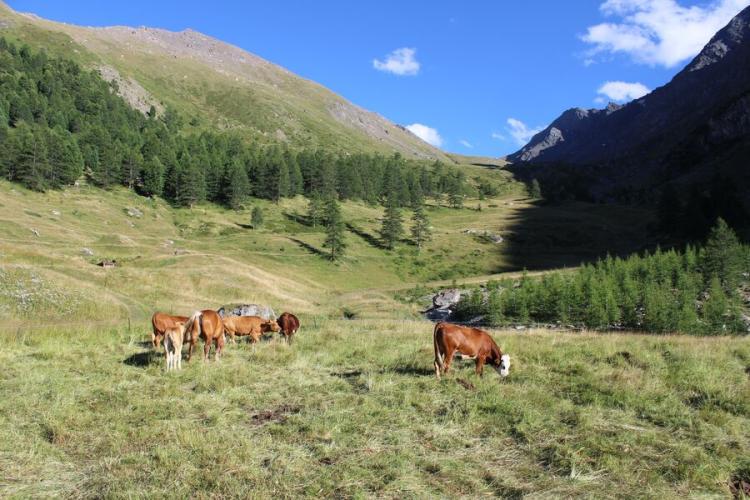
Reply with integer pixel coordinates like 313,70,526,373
0,1,451,162
508,5,750,196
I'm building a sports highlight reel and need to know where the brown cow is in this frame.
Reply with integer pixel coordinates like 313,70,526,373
277,312,300,344
222,315,280,344
151,312,189,350
433,322,510,380
183,310,225,361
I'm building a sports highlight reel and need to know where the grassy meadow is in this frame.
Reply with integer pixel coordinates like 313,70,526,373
1,320,749,498
2,180,748,497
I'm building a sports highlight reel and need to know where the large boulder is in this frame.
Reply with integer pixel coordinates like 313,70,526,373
218,303,276,320
433,289,461,309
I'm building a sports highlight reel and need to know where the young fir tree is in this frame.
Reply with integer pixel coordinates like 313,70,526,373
176,154,205,208
529,178,542,199
701,218,742,294
380,192,404,250
410,192,432,251
224,159,251,210
141,156,165,197
307,193,325,227
322,196,346,261
702,275,728,334
251,206,264,229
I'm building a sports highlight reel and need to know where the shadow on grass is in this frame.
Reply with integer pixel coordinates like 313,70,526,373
388,365,435,377
288,237,327,257
283,212,316,228
235,223,255,230
346,223,386,250
123,350,160,368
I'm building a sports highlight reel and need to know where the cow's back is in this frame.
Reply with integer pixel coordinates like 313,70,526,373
278,312,299,333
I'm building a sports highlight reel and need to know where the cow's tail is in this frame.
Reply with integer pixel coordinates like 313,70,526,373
183,311,202,343
433,322,445,370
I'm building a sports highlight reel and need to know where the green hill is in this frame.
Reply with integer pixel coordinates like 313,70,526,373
0,1,452,161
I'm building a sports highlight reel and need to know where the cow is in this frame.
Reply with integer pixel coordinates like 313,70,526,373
163,323,186,371
276,312,300,345
433,322,510,380
222,315,280,344
183,310,225,361
151,312,189,350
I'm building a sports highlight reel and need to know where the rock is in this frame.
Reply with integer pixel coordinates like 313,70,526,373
125,207,143,218
218,303,276,320
164,239,174,246
488,234,504,244
30,228,40,237
51,209,61,216
81,247,94,257
433,289,461,309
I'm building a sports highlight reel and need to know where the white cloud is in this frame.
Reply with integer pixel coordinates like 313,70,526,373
597,80,650,102
373,47,420,76
459,139,473,149
582,0,750,67
491,132,507,141
506,118,544,146
406,123,443,147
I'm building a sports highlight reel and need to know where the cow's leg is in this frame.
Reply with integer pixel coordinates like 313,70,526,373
215,335,225,361
203,339,211,361
443,347,455,376
476,356,486,377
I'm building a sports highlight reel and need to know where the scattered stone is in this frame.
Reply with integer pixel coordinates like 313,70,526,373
30,228,40,237
218,303,277,320
125,207,143,218
514,325,526,331
173,248,187,255
164,239,174,246
98,259,117,268
81,248,94,257
51,209,61,216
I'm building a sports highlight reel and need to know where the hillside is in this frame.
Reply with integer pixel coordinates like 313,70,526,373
507,6,750,212
0,1,452,162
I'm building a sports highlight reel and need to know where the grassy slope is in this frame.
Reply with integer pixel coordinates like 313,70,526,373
0,179,655,325
0,2,452,162
1,321,748,497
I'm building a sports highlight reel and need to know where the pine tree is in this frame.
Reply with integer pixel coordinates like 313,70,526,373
410,201,432,251
176,154,205,208
141,156,165,197
13,124,49,191
702,275,728,334
701,218,742,294
322,196,346,261
276,159,290,202
380,193,404,250
307,193,325,227
529,178,542,199
251,205,264,229
224,159,250,209
486,289,505,326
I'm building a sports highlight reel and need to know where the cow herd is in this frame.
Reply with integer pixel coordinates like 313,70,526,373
151,309,300,370
151,310,511,380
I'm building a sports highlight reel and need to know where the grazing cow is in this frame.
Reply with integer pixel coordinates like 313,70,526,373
183,310,225,361
277,312,300,344
222,315,280,343
151,312,189,350
163,323,186,371
433,322,510,380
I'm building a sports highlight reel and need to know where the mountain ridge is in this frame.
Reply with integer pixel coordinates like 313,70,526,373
508,5,750,174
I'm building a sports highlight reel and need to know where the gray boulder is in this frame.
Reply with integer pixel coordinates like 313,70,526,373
218,303,276,320
81,247,94,257
125,207,143,218
433,289,461,309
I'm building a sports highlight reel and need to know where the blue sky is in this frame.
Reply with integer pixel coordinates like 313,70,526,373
7,0,750,156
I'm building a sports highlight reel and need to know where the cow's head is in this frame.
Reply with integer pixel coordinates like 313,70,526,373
263,320,281,333
494,353,510,378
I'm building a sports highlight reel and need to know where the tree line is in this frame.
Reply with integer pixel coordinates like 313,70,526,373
454,219,749,334
0,38,489,211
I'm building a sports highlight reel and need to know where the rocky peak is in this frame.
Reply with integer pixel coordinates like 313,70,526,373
688,5,749,72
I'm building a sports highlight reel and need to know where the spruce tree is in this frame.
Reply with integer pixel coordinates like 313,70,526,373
141,156,165,197
224,159,251,210
13,124,49,191
276,159,290,202
176,154,205,208
701,218,742,294
380,193,404,250
702,275,728,334
251,206,264,229
410,201,432,251
529,178,542,199
322,196,346,261
307,193,325,227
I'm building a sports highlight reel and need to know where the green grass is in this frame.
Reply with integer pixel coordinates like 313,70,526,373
1,321,748,497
